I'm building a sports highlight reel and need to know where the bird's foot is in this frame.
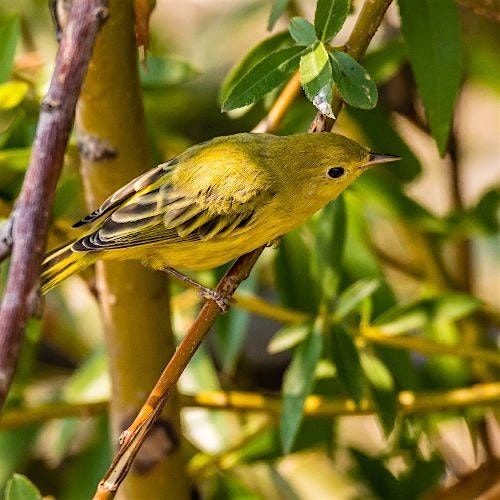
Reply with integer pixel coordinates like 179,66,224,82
198,288,231,313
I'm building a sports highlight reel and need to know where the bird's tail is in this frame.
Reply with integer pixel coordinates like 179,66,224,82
40,242,90,294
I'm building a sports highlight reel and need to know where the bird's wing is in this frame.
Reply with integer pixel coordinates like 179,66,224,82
71,158,179,228
72,151,276,252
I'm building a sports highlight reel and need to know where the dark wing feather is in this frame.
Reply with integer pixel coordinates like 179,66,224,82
72,158,179,228
72,178,266,252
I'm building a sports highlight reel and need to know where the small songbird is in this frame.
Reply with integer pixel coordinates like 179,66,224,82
41,132,399,307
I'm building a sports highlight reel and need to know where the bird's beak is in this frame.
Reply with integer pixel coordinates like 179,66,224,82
364,152,401,168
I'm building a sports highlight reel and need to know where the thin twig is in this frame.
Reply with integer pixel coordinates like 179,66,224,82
180,383,500,415
94,1,395,497
2,382,500,431
0,0,108,411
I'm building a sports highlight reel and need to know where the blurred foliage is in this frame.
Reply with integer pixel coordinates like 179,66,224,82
0,0,499,499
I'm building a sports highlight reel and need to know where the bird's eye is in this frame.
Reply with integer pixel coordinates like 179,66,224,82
326,167,345,179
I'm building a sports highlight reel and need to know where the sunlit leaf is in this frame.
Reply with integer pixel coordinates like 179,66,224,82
268,323,310,354
281,322,323,453
314,0,350,42
434,293,481,322
0,16,20,84
221,46,305,111
333,278,380,321
330,50,378,109
374,301,428,335
399,0,463,155
289,17,317,46
268,0,290,31
300,42,335,117
4,474,42,500
0,81,29,110
330,325,364,403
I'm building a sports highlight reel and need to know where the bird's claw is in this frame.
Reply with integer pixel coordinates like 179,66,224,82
198,289,231,313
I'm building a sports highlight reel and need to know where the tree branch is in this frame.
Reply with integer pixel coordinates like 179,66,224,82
0,0,108,411
94,1,395,497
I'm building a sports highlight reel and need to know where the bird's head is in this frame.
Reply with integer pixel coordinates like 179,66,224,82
278,133,400,202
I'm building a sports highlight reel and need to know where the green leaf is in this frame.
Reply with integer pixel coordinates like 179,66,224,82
347,105,422,183
289,17,317,46
0,16,20,84
330,325,364,403
361,353,397,434
374,301,428,335
400,455,444,499
351,449,402,499
299,42,335,117
215,270,256,373
312,196,346,299
268,323,310,354
280,322,323,453
275,226,320,313
333,278,380,321
4,474,42,500
314,0,350,42
140,56,198,88
268,0,290,31
330,50,378,109
434,293,481,322
220,32,293,106
363,38,407,85
398,0,463,155
0,81,29,110
221,45,305,111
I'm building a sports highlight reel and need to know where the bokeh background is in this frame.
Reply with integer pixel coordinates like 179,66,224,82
0,0,499,498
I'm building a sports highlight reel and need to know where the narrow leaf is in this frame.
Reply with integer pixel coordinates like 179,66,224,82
330,50,378,109
222,45,305,111
280,322,323,453
312,196,346,299
289,17,317,46
399,0,463,155
268,323,310,354
268,0,290,31
361,353,397,434
5,474,42,500
0,16,20,84
220,31,293,105
330,324,364,403
314,0,350,42
333,278,380,320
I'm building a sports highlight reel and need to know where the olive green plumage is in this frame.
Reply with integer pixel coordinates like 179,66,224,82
41,132,394,293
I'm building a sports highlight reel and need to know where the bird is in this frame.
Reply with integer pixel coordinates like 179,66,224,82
40,132,399,309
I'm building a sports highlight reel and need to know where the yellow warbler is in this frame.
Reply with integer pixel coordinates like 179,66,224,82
41,132,398,303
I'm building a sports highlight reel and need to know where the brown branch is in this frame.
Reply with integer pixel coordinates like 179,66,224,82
0,0,108,411
94,1,394,497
